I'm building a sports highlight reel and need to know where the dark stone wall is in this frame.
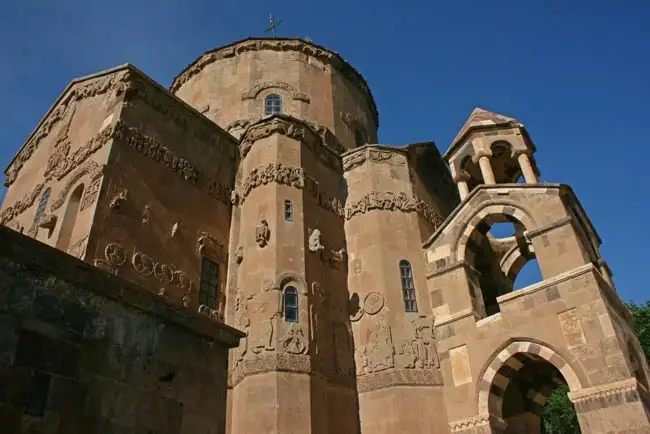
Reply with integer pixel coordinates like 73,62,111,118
0,226,243,433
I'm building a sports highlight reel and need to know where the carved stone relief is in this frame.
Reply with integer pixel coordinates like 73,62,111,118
171,221,180,238
51,160,105,212
197,232,225,260
247,286,282,356
241,81,310,103
345,191,443,229
5,71,128,187
281,324,309,355
342,148,407,172
356,314,395,375
67,235,88,260
235,245,244,265
108,189,128,210
234,162,344,217
363,292,385,315
80,177,102,211
233,291,250,366
112,121,232,204
0,183,45,225
38,214,58,231
397,316,439,369
141,205,151,225
349,293,363,322
130,248,194,295
198,304,222,321
255,219,271,248
308,228,324,252
239,116,345,168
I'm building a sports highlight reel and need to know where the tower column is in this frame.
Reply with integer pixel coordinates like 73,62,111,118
476,151,496,185
516,151,538,184
453,172,470,200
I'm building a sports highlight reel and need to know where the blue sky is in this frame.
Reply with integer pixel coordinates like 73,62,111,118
1,1,648,302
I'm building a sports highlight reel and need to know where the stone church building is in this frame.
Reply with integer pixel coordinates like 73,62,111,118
1,37,649,433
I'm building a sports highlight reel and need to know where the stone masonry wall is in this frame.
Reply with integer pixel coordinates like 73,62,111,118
0,226,242,433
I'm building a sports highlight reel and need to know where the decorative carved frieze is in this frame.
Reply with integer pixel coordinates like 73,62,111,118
234,162,345,218
112,121,231,205
80,176,102,211
255,219,271,248
119,70,236,159
345,191,443,228
240,116,344,168
342,147,406,172
170,39,378,126
198,304,223,321
51,160,106,212
4,71,129,187
242,81,310,103
0,183,44,225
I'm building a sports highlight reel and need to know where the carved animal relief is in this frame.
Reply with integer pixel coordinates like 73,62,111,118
398,316,439,369
108,189,128,210
308,228,324,252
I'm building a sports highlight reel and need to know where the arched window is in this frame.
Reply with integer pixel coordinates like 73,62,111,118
354,128,366,148
284,200,293,221
56,184,84,252
399,260,418,312
30,187,51,233
284,286,298,322
199,257,220,309
264,94,283,115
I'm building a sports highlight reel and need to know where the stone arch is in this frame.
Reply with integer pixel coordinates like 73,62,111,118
499,242,536,281
476,339,585,419
453,201,537,264
274,271,307,295
50,159,104,212
241,81,310,103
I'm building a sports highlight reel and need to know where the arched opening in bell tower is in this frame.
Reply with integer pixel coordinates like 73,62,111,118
462,213,543,317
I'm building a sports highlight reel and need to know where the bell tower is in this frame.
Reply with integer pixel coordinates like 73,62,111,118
445,108,540,200
424,108,650,433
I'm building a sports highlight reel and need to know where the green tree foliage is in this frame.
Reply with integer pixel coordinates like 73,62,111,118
541,301,650,433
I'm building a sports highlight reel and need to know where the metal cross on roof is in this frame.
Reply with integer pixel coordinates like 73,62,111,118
265,13,282,38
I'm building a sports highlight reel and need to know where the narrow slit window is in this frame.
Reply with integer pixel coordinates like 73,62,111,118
284,200,293,221
264,94,283,115
284,286,298,322
400,260,418,312
31,187,51,232
354,128,366,148
199,257,220,309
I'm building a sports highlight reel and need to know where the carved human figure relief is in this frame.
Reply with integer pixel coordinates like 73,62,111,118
398,316,439,369
255,219,271,248
141,205,151,225
308,228,325,252
234,291,250,364
281,324,308,355
247,286,281,355
364,314,395,373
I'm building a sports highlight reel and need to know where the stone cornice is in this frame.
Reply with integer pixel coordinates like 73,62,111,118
170,37,379,127
342,144,409,172
4,64,237,187
239,114,344,172
345,191,443,229
232,162,345,218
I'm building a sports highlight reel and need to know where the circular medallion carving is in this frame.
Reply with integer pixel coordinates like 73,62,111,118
132,251,154,275
104,243,126,267
363,292,385,315
154,262,175,284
